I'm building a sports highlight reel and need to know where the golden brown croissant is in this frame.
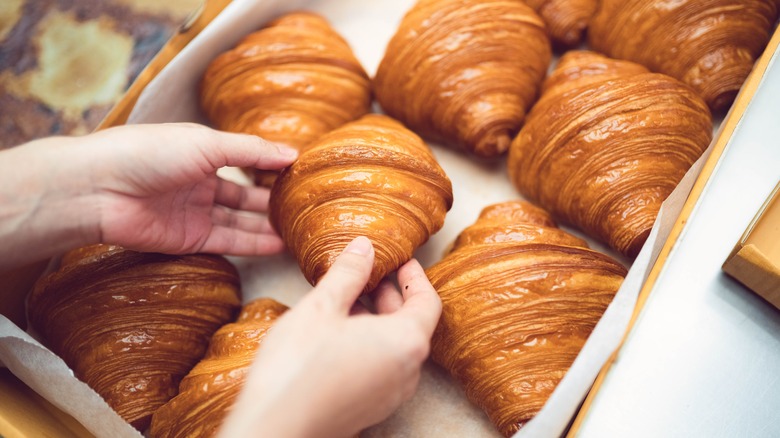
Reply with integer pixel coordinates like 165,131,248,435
149,298,288,438
589,0,778,111
427,201,627,436
270,114,453,292
508,51,713,258
200,11,372,185
28,244,242,431
524,0,597,48
374,0,551,158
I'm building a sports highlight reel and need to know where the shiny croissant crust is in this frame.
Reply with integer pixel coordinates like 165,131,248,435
27,245,242,431
150,298,288,438
200,12,371,185
270,114,453,292
508,51,713,258
524,0,597,48
427,201,627,436
374,0,551,158
589,0,778,111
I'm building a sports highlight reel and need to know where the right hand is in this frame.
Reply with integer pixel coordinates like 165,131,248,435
219,236,442,438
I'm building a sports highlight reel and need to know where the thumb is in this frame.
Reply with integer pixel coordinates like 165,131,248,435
305,236,375,314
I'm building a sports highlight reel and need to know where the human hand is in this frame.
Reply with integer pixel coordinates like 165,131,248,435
85,123,297,255
0,123,297,269
220,236,442,438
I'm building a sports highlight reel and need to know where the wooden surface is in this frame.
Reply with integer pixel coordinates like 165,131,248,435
0,369,92,438
0,0,206,148
722,182,780,307
97,0,233,130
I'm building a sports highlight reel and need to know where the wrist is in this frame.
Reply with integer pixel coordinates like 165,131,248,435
0,137,101,270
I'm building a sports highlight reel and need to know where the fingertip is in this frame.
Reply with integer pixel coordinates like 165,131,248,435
273,142,298,161
251,137,297,168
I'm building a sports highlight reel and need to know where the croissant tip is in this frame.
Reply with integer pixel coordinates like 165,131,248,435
474,132,512,158
625,228,651,259
709,90,738,113
130,416,151,432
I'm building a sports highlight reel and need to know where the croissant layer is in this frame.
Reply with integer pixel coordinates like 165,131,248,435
508,51,713,257
270,114,453,292
28,245,242,430
374,0,551,157
200,12,371,185
589,0,778,110
150,298,288,438
427,201,626,436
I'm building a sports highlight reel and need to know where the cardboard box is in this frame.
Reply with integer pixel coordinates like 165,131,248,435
723,182,780,305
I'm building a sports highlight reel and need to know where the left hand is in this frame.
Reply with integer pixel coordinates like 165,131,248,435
0,123,297,269
85,123,298,255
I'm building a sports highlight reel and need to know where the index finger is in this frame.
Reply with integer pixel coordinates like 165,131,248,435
305,236,375,315
193,125,299,170
395,259,442,336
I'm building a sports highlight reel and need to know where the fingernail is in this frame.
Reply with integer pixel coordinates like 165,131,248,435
276,144,298,159
344,236,372,256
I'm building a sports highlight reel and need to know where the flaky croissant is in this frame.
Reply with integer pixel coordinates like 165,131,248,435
508,51,713,258
270,114,453,292
374,0,551,158
200,11,371,185
427,201,627,436
28,245,242,431
150,298,288,438
524,0,597,48
589,0,778,111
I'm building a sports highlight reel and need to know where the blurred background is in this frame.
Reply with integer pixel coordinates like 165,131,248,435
0,0,204,148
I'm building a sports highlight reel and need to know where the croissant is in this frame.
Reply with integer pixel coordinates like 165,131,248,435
427,201,627,436
150,298,288,438
524,0,597,48
28,244,242,430
200,12,372,185
374,0,551,158
589,0,778,111
507,51,713,258
270,114,453,292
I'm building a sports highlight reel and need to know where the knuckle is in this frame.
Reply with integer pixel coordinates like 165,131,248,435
400,326,430,362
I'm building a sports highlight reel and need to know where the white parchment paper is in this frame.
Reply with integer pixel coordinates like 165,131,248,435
0,0,726,436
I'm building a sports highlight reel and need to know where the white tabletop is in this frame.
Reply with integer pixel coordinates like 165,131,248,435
576,48,780,436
